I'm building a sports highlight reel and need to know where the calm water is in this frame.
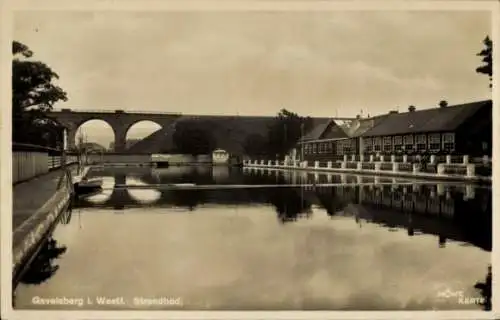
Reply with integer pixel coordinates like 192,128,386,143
13,166,492,310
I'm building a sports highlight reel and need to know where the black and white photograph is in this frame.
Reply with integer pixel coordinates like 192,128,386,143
1,0,498,318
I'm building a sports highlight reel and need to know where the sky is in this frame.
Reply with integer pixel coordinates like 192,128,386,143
13,10,492,147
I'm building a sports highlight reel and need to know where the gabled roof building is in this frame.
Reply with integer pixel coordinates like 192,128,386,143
296,115,388,161
360,100,491,156
296,100,492,161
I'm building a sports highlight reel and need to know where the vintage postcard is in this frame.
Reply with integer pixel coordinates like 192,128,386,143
1,0,498,319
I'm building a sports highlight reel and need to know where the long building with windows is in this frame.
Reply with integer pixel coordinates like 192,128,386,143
360,100,492,157
297,114,388,161
296,100,492,161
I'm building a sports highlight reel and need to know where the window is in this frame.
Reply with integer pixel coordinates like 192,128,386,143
312,143,317,154
344,143,352,154
429,133,440,151
335,140,343,155
363,138,373,153
442,133,455,152
394,136,403,152
318,143,323,154
374,137,382,152
416,134,426,151
403,135,414,151
383,136,393,152
343,140,348,154
328,142,333,153
336,139,352,155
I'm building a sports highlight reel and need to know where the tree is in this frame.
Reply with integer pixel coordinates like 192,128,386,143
12,41,68,146
243,133,268,157
265,109,314,158
172,121,216,155
439,100,448,108
476,36,492,89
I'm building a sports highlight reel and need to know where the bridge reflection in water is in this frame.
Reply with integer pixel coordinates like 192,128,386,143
14,166,491,311
76,166,491,252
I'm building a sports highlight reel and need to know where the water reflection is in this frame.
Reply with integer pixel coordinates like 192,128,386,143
73,167,492,252
267,187,313,223
474,265,492,311
19,238,67,285
126,177,162,204
167,189,207,211
14,166,492,311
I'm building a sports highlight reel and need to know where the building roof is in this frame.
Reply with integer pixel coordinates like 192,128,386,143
322,121,351,140
341,115,390,138
361,100,491,137
299,115,389,142
298,119,351,142
299,119,333,142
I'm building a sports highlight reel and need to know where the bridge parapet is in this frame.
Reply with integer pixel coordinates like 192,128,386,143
52,108,183,116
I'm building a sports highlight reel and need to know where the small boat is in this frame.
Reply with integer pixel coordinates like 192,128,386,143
74,178,103,195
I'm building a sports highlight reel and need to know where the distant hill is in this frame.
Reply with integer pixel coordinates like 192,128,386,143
109,138,143,151
126,115,332,154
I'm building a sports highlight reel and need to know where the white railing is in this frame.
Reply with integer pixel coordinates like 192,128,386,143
13,144,80,184
244,153,492,180
48,156,61,170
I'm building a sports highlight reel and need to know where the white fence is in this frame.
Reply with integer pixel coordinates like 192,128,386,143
244,152,492,180
13,146,79,184
13,151,49,184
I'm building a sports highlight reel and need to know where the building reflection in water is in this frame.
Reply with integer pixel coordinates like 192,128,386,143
22,167,491,311
75,167,491,252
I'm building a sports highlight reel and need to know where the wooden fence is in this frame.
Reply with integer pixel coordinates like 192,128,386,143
13,143,79,184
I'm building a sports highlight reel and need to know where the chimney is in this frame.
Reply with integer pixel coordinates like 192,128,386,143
389,110,398,114
356,114,361,119
439,100,448,108
408,105,416,112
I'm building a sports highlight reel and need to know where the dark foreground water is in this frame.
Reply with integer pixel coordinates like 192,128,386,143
13,166,492,310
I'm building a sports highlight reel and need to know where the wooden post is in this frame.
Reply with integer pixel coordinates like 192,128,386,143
463,155,469,164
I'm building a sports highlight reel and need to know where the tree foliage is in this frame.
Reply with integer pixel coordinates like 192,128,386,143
265,109,313,157
243,133,268,157
172,121,216,155
476,36,492,89
12,41,68,147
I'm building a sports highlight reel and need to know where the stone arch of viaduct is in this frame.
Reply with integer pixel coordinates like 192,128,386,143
47,109,183,152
